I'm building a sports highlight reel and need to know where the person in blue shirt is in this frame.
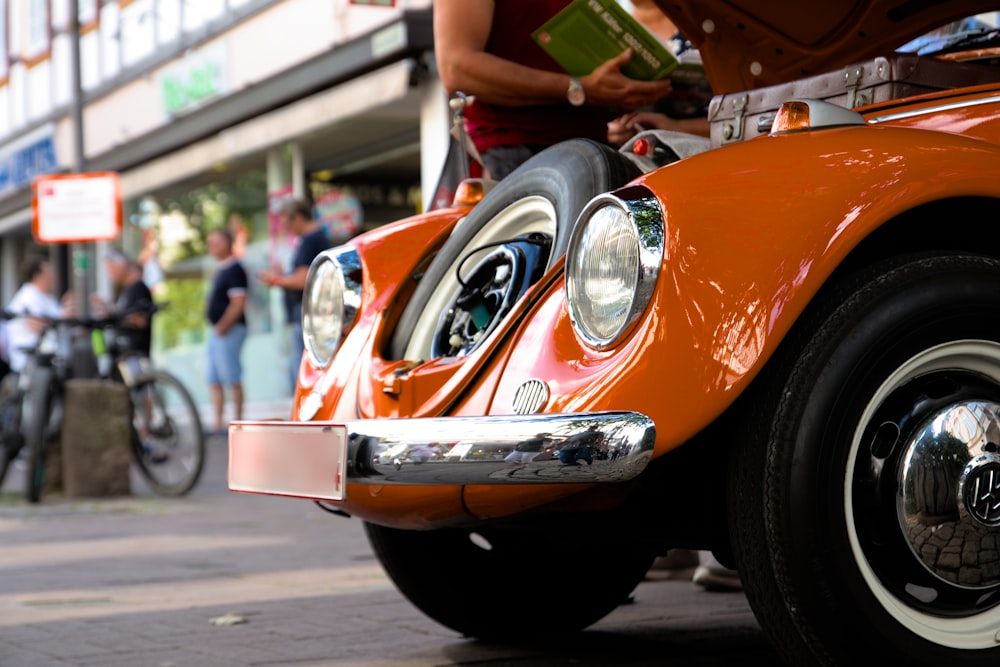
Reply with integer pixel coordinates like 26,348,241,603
259,198,331,392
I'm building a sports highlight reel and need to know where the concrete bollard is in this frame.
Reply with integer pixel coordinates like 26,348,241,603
61,379,132,498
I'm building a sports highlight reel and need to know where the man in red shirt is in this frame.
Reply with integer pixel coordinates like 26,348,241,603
434,0,673,180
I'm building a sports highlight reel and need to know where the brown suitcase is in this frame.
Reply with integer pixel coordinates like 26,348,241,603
707,54,1000,146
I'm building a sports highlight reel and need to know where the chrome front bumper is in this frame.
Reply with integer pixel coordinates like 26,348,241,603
228,412,656,501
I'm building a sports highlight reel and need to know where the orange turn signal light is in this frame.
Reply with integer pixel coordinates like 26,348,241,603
771,101,812,134
770,99,867,135
453,179,488,206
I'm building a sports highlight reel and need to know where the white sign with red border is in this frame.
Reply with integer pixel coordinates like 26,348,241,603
32,172,122,244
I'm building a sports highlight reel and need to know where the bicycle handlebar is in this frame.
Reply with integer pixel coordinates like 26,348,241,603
2,302,167,329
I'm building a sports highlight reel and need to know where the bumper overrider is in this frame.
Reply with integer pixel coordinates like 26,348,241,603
228,411,655,501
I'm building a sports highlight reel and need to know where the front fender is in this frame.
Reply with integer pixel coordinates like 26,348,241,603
491,125,1000,453
293,204,469,421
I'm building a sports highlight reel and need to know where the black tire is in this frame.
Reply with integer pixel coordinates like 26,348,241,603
0,438,14,491
129,370,205,496
389,139,641,361
0,374,23,491
22,366,55,504
731,253,1000,666
364,517,655,639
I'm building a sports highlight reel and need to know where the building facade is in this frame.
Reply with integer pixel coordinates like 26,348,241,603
0,0,449,406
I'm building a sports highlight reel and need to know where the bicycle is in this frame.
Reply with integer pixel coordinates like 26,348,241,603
0,309,48,494
1,305,206,502
0,338,24,490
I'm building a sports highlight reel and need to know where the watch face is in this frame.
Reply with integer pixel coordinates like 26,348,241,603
568,78,585,106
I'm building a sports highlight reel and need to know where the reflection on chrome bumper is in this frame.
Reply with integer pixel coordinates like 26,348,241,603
229,412,655,498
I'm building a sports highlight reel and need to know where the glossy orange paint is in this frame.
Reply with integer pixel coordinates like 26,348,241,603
357,267,565,420
306,117,1000,527
293,98,1000,530
289,206,478,527
492,120,1000,456
865,84,1000,141
291,205,466,421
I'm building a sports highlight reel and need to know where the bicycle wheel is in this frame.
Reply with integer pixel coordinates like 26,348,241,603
128,369,205,496
0,374,23,490
21,366,55,504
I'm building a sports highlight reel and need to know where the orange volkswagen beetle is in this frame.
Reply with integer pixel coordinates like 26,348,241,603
230,2,1000,664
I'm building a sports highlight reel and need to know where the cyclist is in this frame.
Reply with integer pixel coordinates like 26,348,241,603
90,249,155,360
4,256,75,374
90,249,167,464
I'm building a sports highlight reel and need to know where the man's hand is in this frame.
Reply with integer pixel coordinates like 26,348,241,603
607,110,712,144
258,270,279,287
89,294,109,318
24,316,47,334
581,48,673,109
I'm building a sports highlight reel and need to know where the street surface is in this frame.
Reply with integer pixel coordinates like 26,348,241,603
0,407,779,667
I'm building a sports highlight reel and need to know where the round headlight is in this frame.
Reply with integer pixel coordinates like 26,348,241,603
565,192,663,349
303,248,361,368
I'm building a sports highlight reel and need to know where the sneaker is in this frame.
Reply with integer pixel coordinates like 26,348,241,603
692,551,742,591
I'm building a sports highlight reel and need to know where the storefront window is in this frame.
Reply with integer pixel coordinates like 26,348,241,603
0,1,9,82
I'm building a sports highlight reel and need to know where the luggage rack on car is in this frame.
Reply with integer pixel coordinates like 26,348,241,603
708,51,1000,146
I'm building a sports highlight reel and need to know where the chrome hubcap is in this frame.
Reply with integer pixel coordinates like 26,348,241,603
899,399,1000,588
847,340,1000,649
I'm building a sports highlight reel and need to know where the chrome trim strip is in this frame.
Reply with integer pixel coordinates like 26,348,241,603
355,411,655,483
232,411,656,486
867,95,1000,125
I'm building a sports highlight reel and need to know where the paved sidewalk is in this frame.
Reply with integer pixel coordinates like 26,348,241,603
0,402,773,667
197,398,295,429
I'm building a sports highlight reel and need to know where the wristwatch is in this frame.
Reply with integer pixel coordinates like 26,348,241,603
566,76,585,106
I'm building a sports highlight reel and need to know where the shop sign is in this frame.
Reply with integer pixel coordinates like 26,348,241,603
315,188,362,243
267,185,295,272
32,172,122,244
0,132,57,200
160,43,229,117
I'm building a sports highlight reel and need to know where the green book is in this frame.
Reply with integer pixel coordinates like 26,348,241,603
532,0,680,81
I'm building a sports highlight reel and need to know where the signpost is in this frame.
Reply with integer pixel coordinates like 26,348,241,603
31,172,122,244
31,172,122,319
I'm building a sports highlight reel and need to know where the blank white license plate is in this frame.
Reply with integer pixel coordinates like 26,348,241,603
228,422,348,501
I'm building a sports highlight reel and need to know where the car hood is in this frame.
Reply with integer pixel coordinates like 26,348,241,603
659,0,1000,94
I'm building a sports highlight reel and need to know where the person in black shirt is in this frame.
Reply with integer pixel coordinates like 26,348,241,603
258,197,331,392
205,229,248,434
92,249,155,357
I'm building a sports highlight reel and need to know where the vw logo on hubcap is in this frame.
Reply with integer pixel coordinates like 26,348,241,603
963,455,1000,527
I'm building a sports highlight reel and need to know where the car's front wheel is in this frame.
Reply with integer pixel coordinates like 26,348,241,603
364,517,655,639
732,253,1000,666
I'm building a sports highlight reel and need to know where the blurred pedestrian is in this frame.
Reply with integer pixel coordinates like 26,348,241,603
91,249,155,357
258,197,330,392
434,0,673,180
139,228,165,297
205,229,248,434
4,256,75,374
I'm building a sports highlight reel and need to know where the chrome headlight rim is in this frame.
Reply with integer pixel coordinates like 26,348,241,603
565,190,664,350
302,246,362,369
